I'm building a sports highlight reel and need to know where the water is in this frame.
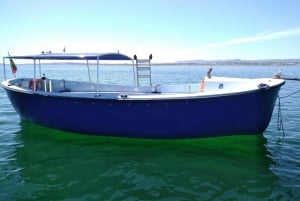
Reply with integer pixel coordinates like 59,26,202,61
1,64,300,200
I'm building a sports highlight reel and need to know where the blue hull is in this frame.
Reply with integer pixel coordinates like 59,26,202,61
4,85,282,138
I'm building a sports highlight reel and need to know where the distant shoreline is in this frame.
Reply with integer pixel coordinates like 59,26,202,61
2,59,300,66
154,62,300,66
172,59,300,66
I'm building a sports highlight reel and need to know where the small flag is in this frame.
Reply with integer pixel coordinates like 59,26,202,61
9,57,17,74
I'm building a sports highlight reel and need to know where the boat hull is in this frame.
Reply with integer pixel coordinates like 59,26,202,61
3,84,282,139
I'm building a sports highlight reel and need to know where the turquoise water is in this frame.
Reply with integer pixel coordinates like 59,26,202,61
1,64,300,200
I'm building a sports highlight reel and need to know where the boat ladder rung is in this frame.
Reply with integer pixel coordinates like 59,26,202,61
134,54,152,86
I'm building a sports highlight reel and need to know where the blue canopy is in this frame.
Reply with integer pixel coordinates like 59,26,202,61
5,52,132,61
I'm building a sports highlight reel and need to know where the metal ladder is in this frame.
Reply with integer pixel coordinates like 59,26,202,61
134,54,152,86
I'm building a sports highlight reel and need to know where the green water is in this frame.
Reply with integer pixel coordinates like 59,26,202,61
1,65,300,200
1,123,284,200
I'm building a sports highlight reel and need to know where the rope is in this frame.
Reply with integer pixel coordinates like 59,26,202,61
273,76,300,138
279,89,300,99
277,95,285,137
276,89,300,137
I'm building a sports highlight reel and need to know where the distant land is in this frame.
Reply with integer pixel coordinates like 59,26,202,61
2,59,300,66
171,59,300,66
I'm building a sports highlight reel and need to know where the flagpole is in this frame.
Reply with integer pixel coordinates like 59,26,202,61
3,57,7,80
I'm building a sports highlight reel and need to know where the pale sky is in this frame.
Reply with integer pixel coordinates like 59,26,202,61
1,0,300,62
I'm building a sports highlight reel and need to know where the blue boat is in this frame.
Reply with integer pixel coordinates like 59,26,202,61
1,52,285,138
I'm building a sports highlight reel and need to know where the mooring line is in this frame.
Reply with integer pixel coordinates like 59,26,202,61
277,95,285,137
276,88,300,138
279,89,300,99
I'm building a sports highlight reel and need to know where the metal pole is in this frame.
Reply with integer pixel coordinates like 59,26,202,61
38,59,41,77
96,56,100,95
3,57,6,81
87,60,91,82
132,60,136,85
33,59,36,91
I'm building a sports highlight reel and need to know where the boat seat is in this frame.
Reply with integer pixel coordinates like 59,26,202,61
50,79,71,92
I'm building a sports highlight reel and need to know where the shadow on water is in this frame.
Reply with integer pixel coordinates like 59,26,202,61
3,121,291,200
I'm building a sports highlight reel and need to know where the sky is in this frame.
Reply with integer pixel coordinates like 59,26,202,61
1,0,300,62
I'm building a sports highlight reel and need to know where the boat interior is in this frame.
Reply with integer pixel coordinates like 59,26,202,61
5,77,281,99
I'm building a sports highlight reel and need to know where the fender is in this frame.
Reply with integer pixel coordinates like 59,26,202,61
29,78,42,90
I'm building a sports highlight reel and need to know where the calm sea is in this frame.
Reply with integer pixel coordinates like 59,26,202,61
1,64,300,200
